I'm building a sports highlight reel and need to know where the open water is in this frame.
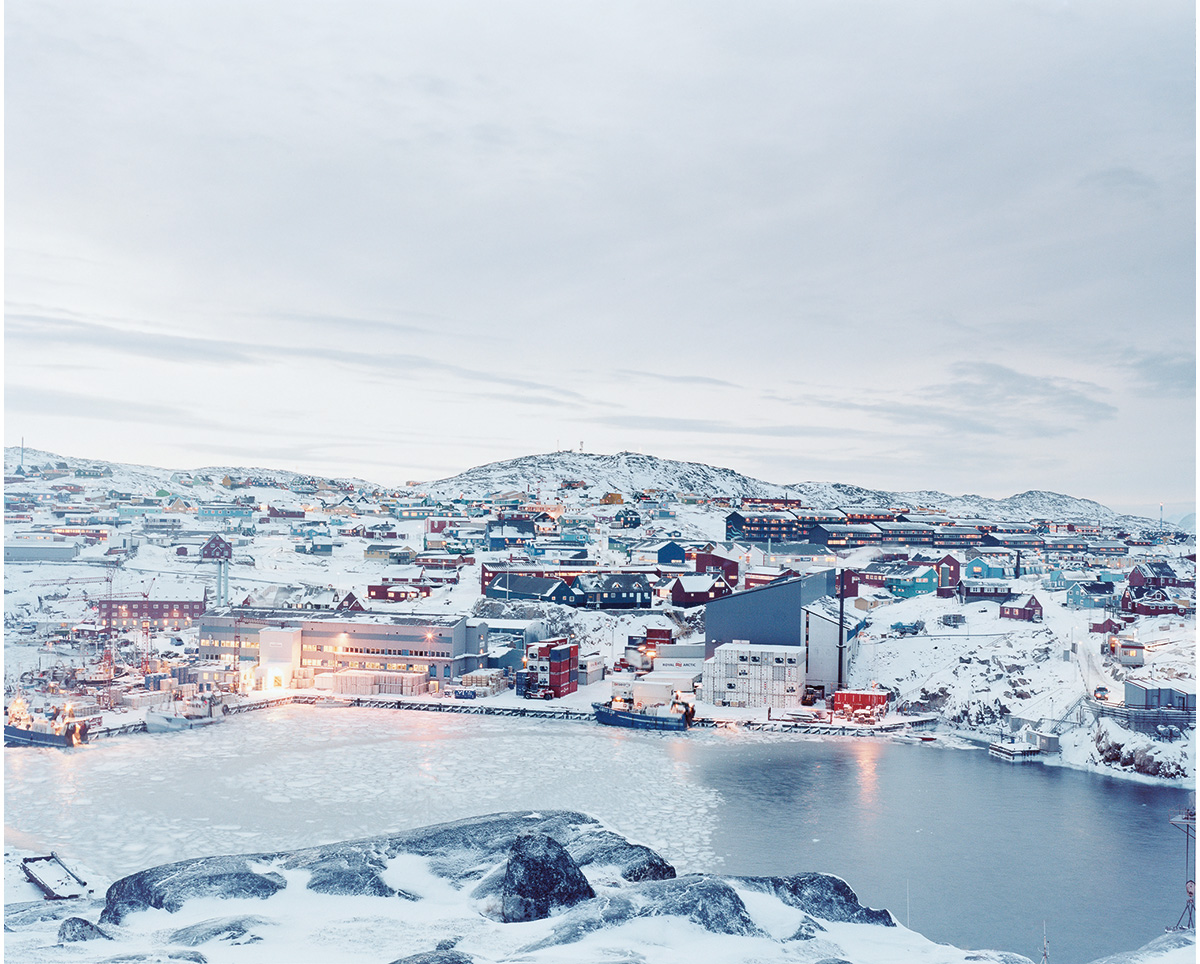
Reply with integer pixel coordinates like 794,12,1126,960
4,706,1193,963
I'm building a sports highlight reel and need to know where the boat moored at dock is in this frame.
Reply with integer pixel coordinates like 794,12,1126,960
4,697,89,748
145,694,229,733
593,696,694,731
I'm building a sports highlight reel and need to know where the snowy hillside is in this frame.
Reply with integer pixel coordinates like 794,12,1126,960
417,451,1152,526
5,446,1160,527
413,450,791,501
3,448,378,498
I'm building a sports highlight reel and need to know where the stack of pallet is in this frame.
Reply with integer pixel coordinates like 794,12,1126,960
331,670,381,697
377,671,429,697
460,669,506,696
120,690,170,709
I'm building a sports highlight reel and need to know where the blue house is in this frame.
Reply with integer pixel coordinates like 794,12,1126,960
643,540,686,565
485,573,583,606
1066,581,1119,609
198,503,254,519
961,556,1013,580
485,519,537,550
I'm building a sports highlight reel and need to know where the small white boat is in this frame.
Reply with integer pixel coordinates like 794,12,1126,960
145,696,229,733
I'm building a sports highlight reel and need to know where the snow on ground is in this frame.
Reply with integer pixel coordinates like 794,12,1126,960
844,569,1195,784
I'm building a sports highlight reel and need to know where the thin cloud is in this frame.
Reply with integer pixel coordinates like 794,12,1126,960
6,313,260,366
613,369,741,389
5,385,228,431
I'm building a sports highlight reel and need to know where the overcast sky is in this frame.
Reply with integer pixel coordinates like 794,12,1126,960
5,1,1195,515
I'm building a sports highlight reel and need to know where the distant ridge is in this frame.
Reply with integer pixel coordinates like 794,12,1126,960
414,450,1150,526
3,445,1159,527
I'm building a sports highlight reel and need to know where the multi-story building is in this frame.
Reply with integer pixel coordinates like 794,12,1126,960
99,589,208,631
198,608,490,684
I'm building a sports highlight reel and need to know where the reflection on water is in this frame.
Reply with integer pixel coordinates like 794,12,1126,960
4,709,1192,964
683,735,1194,964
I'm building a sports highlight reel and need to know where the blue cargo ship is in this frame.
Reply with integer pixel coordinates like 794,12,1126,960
593,698,693,731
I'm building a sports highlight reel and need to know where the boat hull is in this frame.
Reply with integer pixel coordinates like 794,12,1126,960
593,702,688,731
145,711,224,733
4,724,85,748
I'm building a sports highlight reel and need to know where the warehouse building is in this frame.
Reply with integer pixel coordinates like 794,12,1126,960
704,569,865,695
198,608,492,685
701,643,805,708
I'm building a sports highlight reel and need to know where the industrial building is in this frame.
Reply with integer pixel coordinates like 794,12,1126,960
701,642,805,708
704,570,865,695
199,608,497,685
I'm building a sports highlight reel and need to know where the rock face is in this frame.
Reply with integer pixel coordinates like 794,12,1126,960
523,874,765,950
75,811,933,964
386,951,475,964
499,833,596,922
98,811,671,927
732,873,896,927
99,856,288,924
57,916,112,942
167,916,270,946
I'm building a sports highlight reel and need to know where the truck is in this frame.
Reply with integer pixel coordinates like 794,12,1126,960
890,620,926,636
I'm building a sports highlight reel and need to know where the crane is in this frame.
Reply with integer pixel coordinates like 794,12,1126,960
133,578,157,676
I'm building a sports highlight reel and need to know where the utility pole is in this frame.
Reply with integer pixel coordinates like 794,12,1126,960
837,569,846,692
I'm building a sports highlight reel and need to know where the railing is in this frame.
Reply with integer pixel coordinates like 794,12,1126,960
1084,697,1195,733
84,694,943,738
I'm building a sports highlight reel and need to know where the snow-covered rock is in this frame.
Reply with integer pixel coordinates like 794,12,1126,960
497,834,595,923
8,810,1053,964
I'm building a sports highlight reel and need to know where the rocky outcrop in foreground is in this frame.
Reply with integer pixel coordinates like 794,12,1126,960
3,810,1080,964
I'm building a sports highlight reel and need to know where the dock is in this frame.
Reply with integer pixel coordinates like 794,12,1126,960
85,694,940,739
988,741,1041,762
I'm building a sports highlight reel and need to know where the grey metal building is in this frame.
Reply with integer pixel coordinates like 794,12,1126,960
704,569,865,694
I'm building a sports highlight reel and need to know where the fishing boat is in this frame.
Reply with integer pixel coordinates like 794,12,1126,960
4,697,89,748
21,853,93,900
145,694,229,733
593,696,694,731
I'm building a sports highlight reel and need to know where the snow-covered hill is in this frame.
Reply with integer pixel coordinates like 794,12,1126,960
414,450,790,502
2,448,377,500
5,446,1159,527
415,451,1154,526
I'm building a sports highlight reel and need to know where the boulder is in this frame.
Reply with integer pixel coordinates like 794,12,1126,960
57,916,112,942
523,874,763,950
168,915,271,946
100,856,287,924
500,834,595,923
731,873,895,926
386,952,475,964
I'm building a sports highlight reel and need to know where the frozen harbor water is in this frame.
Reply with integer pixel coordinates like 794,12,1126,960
5,704,1193,964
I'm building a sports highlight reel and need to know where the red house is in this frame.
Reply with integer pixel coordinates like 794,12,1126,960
1000,594,1043,622
99,589,208,630
659,573,735,608
1128,561,1181,589
935,554,961,597
692,551,739,586
368,583,432,602
1121,586,1186,616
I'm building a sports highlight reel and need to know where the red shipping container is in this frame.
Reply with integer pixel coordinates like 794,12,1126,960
833,690,888,712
